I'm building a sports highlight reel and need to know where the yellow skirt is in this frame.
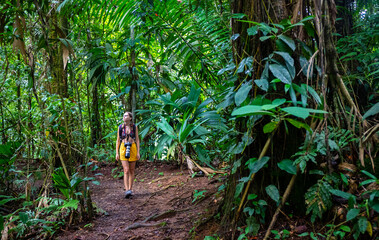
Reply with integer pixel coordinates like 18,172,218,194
119,142,138,162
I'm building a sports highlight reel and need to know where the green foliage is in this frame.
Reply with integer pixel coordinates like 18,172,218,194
305,177,334,223
265,185,280,205
0,142,21,190
337,13,379,93
241,194,267,236
0,0,378,238
363,102,379,119
277,159,297,175
293,127,358,173
2,195,67,238
271,229,290,239
52,167,98,201
303,167,379,239
138,84,227,165
1,167,98,238
192,190,207,203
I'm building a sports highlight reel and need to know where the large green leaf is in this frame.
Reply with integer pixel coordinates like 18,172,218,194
254,79,269,91
285,118,311,131
269,64,292,84
278,159,297,174
282,107,327,119
247,26,258,36
156,118,176,139
0,144,13,157
232,105,274,116
289,85,297,105
263,122,278,133
266,185,280,204
363,102,379,119
330,189,355,201
0,197,17,206
261,98,286,110
282,107,309,119
274,51,294,67
237,57,253,74
155,135,173,157
346,208,360,221
358,217,368,234
304,84,321,104
278,35,295,51
102,130,117,140
235,182,244,198
247,156,270,173
235,81,252,106
179,118,208,143
59,199,80,210
187,85,201,107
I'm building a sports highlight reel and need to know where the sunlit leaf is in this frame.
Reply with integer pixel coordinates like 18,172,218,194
156,118,176,139
232,105,274,116
282,107,309,119
60,199,80,210
285,118,311,131
262,98,286,110
263,122,278,133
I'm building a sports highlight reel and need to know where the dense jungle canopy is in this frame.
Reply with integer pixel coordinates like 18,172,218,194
0,0,378,239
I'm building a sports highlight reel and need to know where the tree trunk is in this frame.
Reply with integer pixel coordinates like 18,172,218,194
221,0,292,237
0,99,6,144
129,26,138,117
90,84,102,147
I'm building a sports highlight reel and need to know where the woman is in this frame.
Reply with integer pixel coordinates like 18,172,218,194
116,112,140,198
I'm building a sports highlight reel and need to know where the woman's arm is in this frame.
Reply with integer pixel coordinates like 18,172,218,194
116,126,120,160
136,125,140,159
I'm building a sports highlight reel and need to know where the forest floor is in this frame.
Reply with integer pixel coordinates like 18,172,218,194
57,161,223,240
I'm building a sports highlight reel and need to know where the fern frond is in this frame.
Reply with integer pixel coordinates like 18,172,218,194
305,179,333,223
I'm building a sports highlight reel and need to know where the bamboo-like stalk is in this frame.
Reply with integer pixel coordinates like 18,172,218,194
60,96,72,162
263,166,299,240
51,138,70,180
234,134,273,223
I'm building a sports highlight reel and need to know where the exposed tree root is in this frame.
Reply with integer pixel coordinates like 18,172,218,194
149,176,170,184
142,184,177,206
124,222,167,231
124,209,184,231
185,155,226,176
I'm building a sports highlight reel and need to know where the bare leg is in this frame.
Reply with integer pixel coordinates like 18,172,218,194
121,160,130,191
128,161,136,191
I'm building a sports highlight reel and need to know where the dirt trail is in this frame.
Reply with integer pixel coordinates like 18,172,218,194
58,161,222,240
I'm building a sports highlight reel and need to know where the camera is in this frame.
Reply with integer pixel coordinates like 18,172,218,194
124,142,132,158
